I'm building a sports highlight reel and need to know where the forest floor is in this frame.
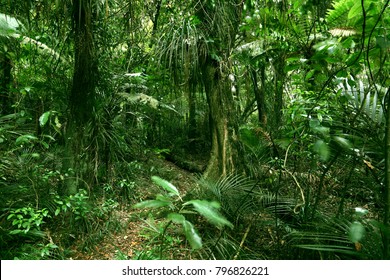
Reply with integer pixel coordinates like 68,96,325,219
69,157,199,260
61,153,381,260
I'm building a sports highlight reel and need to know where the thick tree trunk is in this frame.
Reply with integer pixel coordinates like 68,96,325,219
63,0,97,195
202,57,241,180
194,0,243,180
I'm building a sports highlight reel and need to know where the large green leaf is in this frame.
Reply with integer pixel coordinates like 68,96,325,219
183,200,233,229
15,134,38,145
167,213,186,224
167,213,202,249
348,2,362,20
132,199,171,209
183,220,202,250
333,136,351,150
39,111,51,127
0,13,23,37
348,221,365,243
151,176,180,197
313,139,330,162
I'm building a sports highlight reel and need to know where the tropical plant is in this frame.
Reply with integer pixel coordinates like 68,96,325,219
133,176,233,258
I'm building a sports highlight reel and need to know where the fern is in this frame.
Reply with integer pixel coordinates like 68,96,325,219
326,0,355,28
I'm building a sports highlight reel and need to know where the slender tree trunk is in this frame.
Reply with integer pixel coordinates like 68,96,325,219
384,87,390,259
252,66,267,126
63,0,97,195
0,54,12,115
272,54,286,131
187,78,197,140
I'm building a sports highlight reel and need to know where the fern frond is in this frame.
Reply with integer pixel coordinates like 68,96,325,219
326,0,355,28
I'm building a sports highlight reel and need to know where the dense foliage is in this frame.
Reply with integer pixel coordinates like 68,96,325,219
0,0,389,260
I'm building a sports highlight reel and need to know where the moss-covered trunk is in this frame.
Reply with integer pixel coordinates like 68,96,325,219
62,0,97,195
202,57,241,180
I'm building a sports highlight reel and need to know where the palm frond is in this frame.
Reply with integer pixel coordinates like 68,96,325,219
287,214,362,259
197,174,258,218
198,234,240,260
197,173,298,224
156,17,208,85
337,77,385,124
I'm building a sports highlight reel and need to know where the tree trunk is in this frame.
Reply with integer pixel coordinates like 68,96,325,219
384,87,390,259
272,54,286,131
187,81,197,140
202,57,241,180
63,0,97,195
192,0,243,180
252,66,267,126
0,54,13,115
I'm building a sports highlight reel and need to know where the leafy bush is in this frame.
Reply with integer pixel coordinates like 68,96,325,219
7,207,50,235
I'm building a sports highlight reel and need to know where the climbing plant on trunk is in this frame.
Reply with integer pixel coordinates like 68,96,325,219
195,0,244,180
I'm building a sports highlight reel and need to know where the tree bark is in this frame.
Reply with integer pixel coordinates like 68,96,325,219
202,57,241,180
195,0,244,180
384,87,390,259
273,55,285,131
63,0,97,195
252,66,267,126
0,54,13,115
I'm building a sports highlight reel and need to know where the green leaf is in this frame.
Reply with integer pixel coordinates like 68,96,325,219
313,139,330,162
0,13,23,37
167,213,186,224
348,2,362,19
183,220,202,250
15,134,38,145
333,136,351,150
183,200,233,229
348,221,365,243
155,194,172,202
305,69,316,81
151,176,180,197
55,208,61,216
132,200,171,209
310,119,330,136
39,111,51,127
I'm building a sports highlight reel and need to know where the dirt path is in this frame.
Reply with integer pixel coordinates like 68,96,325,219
70,159,198,260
